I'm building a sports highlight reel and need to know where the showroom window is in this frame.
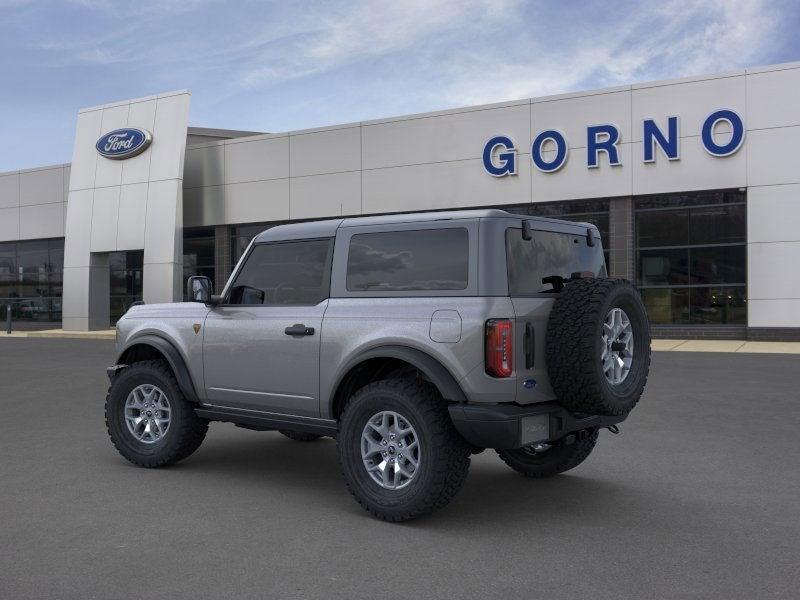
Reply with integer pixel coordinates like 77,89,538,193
503,199,611,268
0,238,64,325
231,223,280,264
635,190,746,325
109,251,144,324
183,227,215,298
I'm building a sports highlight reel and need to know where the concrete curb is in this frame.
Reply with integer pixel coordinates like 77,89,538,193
652,339,800,354
0,329,115,341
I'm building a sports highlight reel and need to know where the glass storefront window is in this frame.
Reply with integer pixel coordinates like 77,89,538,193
639,249,690,286
636,189,746,326
641,287,690,325
109,250,144,324
231,223,279,264
690,286,747,325
689,204,746,245
637,210,688,247
183,228,215,297
0,238,64,325
689,246,746,285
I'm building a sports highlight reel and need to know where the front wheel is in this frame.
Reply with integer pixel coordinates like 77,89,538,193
105,360,208,468
496,429,599,478
337,378,471,521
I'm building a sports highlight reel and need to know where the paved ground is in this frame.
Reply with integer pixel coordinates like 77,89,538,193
1,339,798,600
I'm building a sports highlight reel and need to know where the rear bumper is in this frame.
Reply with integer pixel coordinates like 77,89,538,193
448,402,626,450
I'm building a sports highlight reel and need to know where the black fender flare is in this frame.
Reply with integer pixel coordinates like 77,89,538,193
329,345,468,415
116,334,200,403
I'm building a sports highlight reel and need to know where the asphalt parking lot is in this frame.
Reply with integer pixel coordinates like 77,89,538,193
1,339,798,599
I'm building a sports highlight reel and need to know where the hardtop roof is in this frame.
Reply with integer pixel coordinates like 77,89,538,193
252,208,597,243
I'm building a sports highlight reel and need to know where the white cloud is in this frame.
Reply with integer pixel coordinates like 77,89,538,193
434,0,783,106
20,0,785,101
221,0,785,114
237,0,518,87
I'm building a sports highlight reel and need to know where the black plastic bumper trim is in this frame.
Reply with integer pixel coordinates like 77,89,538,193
449,402,626,450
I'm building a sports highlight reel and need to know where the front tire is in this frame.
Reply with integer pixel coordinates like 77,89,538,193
338,378,471,521
496,429,599,478
105,360,208,468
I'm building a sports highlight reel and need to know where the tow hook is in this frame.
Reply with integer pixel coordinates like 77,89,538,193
606,424,620,435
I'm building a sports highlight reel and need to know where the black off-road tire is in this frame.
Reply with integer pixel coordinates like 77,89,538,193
279,430,322,442
105,360,209,468
546,278,651,416
338,378,471,522
497,429,599,478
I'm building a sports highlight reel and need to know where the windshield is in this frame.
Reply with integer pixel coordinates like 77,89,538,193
506,227,606,295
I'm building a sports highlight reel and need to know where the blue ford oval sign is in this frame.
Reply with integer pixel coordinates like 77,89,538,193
96,128,152,160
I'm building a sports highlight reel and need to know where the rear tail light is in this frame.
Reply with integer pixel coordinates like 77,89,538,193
485,319,513,378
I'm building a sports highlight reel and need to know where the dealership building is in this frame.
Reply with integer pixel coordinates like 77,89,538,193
0,60,799,339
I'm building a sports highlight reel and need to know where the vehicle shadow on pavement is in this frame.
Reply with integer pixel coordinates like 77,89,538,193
434,465,636,527
108,426,640,527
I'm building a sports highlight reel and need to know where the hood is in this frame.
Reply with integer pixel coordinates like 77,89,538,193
120,301,210,321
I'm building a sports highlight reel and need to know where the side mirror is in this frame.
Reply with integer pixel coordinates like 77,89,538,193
187,276,213,304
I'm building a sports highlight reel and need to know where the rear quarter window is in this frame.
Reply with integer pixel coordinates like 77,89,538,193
346,228,468,292
506,228,606,295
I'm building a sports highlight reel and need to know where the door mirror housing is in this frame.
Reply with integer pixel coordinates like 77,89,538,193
187,276,215,304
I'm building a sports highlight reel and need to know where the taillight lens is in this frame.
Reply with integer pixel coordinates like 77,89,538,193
485,319,513,378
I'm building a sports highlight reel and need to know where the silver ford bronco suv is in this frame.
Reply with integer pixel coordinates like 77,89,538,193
106,209,651,521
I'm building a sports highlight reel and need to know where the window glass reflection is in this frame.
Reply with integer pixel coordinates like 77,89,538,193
636,189,746,326
0,238,64,324
690,287,746,325
641,288,690,324
346,229,468,292
109,250,144,324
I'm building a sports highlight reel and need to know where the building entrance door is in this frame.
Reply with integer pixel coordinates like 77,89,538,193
109,251,144,325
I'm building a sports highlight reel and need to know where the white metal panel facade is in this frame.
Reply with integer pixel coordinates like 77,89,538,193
0,62,799,330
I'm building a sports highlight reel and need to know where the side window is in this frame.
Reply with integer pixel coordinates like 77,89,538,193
346,228,468,292
229,239,331,306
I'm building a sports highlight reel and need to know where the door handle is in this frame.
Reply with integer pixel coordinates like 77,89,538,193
285,323,315,336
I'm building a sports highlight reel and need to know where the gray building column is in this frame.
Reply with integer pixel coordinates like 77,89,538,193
609,197,634,280
62,252,110,331
214,225,232,292
62,91,190,330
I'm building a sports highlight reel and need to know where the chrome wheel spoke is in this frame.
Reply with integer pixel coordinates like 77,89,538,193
366,459,385,473
362,436,383,457
602,307,634,386
124,384,171,444
361,410,420,490
381,463,393,488
397,461,415,479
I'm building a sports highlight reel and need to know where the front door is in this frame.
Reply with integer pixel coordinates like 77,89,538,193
202,238,333,417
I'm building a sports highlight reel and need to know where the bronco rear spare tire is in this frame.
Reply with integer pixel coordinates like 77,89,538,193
546,278,650,416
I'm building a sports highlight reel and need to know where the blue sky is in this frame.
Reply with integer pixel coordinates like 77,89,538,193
1,0,798,171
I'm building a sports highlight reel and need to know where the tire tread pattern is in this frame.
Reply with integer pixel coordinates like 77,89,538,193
338,378,471,522
546,278,651,416
105,360,209,468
